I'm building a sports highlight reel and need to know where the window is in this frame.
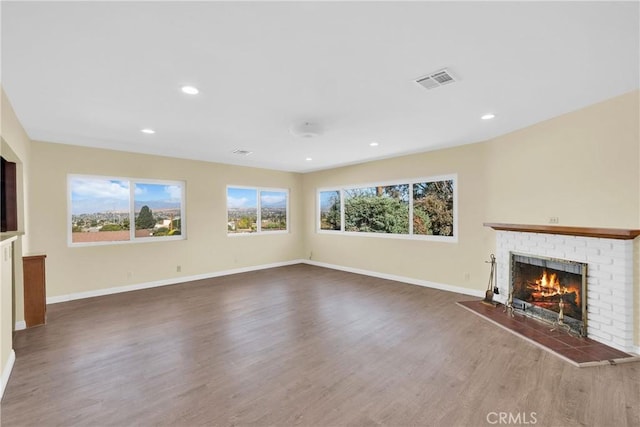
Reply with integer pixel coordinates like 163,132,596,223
227,186,289,234
260,190,288,232
227,187,258,233
319,190,341,231
412,180,454,237
317,175,456,241
344,184,409,234
69,175,185,245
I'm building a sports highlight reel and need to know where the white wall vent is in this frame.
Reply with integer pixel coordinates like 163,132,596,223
415,68,458,90
232,149,253,156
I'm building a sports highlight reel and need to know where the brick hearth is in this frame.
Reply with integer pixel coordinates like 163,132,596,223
484,224,638,354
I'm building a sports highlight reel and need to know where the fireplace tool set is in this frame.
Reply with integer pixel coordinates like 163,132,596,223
481,254,499,307
550,295,571,334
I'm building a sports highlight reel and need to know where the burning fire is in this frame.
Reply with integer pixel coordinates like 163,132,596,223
536,271,562,294
532,270,580,305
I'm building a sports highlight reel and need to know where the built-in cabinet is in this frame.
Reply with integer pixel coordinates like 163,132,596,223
23,255,46,327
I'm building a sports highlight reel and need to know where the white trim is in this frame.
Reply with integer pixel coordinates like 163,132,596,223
46,259,303,304
317,174,456,192
1,349,16,400
14,320,26,331
341,230,458,243
302,259,484,298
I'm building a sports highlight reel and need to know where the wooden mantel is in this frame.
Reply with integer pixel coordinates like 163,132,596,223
483,223,640,240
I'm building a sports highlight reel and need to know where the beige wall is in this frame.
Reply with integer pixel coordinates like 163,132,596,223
302,141,493,289
1,87,32,383
302,90,640,344
28,142,304,298
11,88,640,349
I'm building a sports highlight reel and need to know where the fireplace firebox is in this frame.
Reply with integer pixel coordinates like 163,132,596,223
509,253,587,336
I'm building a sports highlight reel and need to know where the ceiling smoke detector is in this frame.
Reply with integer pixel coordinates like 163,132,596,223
290,121,322,138
415,68,458,90
232,149,253,156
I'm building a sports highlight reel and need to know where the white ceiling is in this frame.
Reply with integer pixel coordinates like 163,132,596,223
2,1,639,173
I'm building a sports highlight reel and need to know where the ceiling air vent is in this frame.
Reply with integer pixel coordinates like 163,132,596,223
415,68,457,90
232,149,253,156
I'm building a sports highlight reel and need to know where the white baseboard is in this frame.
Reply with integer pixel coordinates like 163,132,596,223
47,259,305,304
302,259,485,298
1,349,16,400
14,320,26,331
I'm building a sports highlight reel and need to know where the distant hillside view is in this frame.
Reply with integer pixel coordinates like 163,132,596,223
70,177,183,243
71,207,182,243
227,187,287,233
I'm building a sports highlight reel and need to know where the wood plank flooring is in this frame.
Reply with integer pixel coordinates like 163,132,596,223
1,264,638,426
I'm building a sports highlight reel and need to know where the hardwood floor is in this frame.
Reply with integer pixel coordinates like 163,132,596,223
1,264,638,426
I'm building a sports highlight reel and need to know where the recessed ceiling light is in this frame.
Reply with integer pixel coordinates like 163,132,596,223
370,142,379,147
481,113,496,120
181,85,199,95
141,128,155,134
305,157,313,161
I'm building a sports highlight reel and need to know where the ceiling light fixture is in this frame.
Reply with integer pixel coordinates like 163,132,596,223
305,157,313,161
290,121,322,138
370,142,379,147
481,113,496,120
181,85,199,95
141,128,155,134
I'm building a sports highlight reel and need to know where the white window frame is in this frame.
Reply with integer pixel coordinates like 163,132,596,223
226,185,290,236
316,174,457,243
68,174,186,247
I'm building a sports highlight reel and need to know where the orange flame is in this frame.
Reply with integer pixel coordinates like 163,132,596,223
533,270,580,305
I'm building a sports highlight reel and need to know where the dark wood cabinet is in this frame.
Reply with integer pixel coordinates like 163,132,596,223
23,254,47,327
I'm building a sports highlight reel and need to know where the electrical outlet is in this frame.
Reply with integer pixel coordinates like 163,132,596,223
309,251,313,260
548,217,559,224
463,272,470,281
126,271,132,279
176,265,181,273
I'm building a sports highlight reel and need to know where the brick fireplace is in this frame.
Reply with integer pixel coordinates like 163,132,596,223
485,223,639,354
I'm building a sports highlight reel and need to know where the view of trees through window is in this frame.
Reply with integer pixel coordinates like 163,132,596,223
319,190,341,230
227,187,288,234
344,185,409,234
69,176,184,245
134,183,183,238
318,176,455,239
413,180,454,236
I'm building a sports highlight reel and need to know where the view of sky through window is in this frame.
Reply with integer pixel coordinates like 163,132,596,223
69,176,184,244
